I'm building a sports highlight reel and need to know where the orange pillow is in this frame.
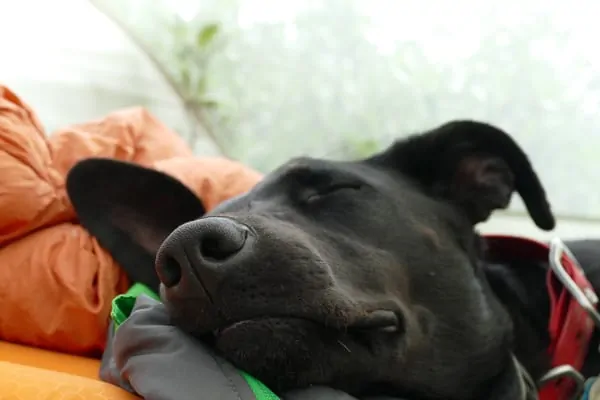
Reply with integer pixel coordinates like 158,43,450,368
0,85,262,354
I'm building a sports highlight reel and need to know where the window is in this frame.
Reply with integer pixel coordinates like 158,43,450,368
5,0,599,239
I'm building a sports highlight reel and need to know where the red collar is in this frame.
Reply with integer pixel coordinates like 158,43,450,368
483,235,598,400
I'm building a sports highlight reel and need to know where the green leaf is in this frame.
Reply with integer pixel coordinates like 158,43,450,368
196,76,207,94
346,138,381,158
197,23,220,48
199,99,219,109
180,65,191,88
170,19,189,42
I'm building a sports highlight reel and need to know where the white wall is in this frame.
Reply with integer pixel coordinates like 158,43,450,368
479,213,600,240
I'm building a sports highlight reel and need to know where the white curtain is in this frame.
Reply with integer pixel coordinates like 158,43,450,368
0,0,219,157
1,0,598,239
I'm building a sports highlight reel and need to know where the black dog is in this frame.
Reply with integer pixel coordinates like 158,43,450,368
66,120,600,400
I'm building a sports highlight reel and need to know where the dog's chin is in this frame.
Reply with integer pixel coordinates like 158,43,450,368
212,317,381,394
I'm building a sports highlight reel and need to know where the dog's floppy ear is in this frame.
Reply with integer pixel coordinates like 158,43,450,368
368,120,555,230
66,158,206,292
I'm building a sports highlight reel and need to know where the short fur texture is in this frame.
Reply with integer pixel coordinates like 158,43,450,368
66,120,600,400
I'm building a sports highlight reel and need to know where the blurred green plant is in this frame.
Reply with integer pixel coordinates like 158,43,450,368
341,137,382,158
166,19,230,151
350,138,381,157
89,0,228,153
169,21,223,111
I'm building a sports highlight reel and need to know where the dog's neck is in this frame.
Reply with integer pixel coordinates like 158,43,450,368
483,259,552,380
477,355,537,400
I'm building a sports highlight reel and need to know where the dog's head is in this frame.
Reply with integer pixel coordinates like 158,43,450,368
67,120,554,399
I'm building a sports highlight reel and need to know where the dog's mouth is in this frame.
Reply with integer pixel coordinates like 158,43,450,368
211,309,403,339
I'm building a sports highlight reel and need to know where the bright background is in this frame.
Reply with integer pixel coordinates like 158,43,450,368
1,0,599,239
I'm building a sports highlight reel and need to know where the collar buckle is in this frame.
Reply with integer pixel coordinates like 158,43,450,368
548,238,600,332
538,365,585,400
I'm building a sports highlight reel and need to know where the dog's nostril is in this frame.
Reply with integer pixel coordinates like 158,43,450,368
160,256,182,288
199,229,247,261
156,217,250,295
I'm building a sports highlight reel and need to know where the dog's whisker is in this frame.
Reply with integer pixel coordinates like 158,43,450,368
337,340,351,353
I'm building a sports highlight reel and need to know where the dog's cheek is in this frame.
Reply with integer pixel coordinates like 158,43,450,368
215,319,330,390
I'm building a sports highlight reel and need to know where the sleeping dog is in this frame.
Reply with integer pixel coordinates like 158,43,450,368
66,120,600,399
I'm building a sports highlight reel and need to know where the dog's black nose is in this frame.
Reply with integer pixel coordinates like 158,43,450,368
155,217,250,295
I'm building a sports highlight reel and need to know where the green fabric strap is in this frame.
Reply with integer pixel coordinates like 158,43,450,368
111,282,160,330
110,283,280,400
239,371,281,400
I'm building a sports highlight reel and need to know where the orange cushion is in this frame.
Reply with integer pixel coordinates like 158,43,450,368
0,341,100,379
0,362,139,399
0,341,138,399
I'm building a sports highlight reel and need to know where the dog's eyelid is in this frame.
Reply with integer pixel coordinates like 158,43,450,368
326,182,363,190
303,182,364,204
317,179,365,194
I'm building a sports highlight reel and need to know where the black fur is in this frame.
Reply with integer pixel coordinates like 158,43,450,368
66,120,600,400
66,160,205,291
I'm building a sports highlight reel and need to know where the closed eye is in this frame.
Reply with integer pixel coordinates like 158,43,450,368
304,183,363,204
